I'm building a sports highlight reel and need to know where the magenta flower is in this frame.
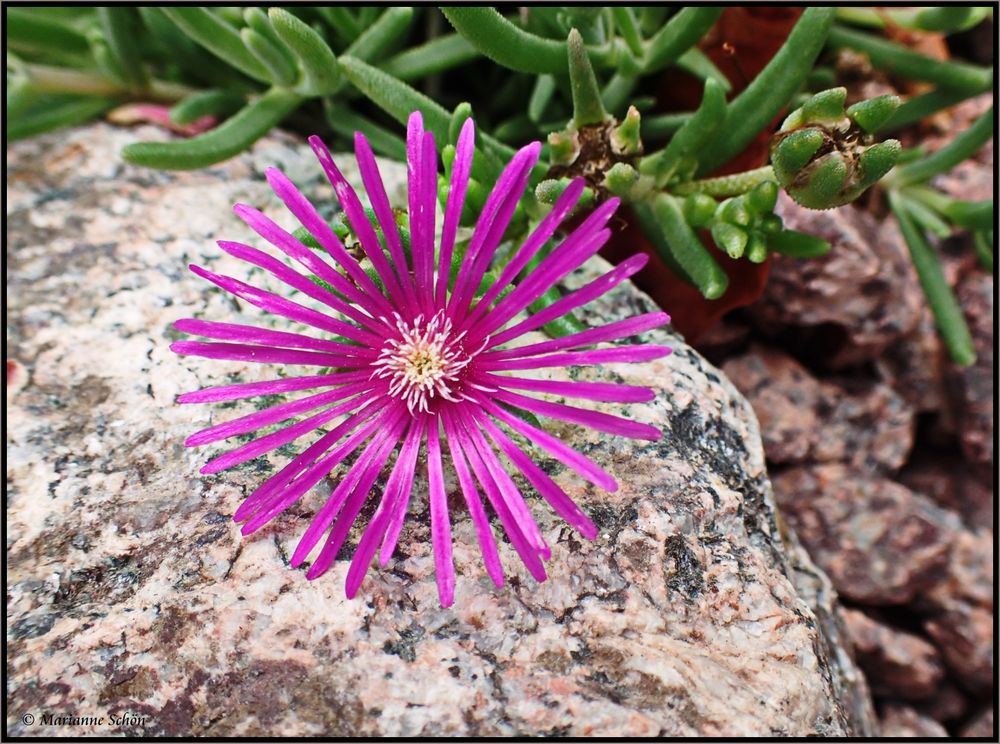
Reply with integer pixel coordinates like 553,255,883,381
172,112,671,606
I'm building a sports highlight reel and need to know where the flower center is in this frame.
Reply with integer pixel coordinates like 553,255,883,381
372,311,476,414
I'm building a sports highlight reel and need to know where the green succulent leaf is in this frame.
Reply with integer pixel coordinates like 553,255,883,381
642,7,724,73
889,191,976,366
97,7,150,91
161,7,272,83
638,194,729,300
241,27,298,88
380,34,478,81
122,88,304,169
268,7,341,95
697,7,835,175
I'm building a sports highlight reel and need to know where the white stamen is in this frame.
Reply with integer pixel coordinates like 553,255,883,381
371,311,479,414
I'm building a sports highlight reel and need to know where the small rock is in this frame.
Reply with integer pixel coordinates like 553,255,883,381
878,305,948,415
921,681,967,724
949,271,994,468
771,465,952,605
841,607,944,700
919,530,994,694
723,346,914,471
878,703,949,737
749,195,923,369
960,706,994,738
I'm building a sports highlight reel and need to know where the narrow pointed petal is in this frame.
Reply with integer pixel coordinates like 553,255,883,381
472,393,618,492
485,312,670,361
441,408,504,587
290,409,406,565
481,344,672,371
448,142,541,322
492,388,662,441
174,318,370,355
265,167,394,316
347,419,421,595
437,118,475,306
452,416,548,583
232,397,389,522
465,226,612,344
185,380,373,447
200,391,380,475
488,253,649,347
186,264,377,344
303,418,406,579
354,132,418,308
427,421,456,606
465,177,586,328
474,373,655,404
171,340,369,369
454,406,550,560
307,135,407,303
177,372,362,404
378,418,426,565
471,408,598,540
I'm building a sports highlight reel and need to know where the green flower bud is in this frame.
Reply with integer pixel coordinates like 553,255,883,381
748,180,779,215
610,105,642,156
846,95,901,134
449,102,473,144
682,193,718,227
772,128,825,183
759,213,784,235
441,144,456,175
746,232,769,263
798,152,849,209
711,222,749,259
781,87,848,131
718,196,753,227
603,162,639,196
856,139,901,188
547,129,580,166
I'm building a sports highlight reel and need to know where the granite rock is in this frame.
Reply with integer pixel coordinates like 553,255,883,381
5,124,875,737
950,271,994,468
722,346,914,471
878,703,950,738
770,465,953,605
840,608,944,700
748,194,923,369
960,707,995,739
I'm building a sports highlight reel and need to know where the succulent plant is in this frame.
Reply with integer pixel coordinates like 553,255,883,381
6,6,994,364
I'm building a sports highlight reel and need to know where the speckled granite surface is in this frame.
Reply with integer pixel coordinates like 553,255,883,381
6,124,875,737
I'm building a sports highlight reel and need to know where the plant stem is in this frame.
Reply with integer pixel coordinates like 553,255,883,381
25,63,196,102
672,166,776,198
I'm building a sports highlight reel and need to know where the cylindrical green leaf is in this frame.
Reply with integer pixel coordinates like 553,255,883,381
97,7,150,91
894,106,993,186
568,28,610,126
828,25,993,94
380,34,478,81
697,8,835,175
528,75,557,123
122,88,303,170
7,8,90,64
345,7,414,63
889,192,975,366
241,28,298,88
846,94,900,133
441,6,620,74
611,7,644,57
642,7,724,73
639,194,729,300
7,95,119,141
161,7,271,83
944,200,993,231
169,89,244,125
650,77,726,186
268,8,341,95
766,229,832,258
